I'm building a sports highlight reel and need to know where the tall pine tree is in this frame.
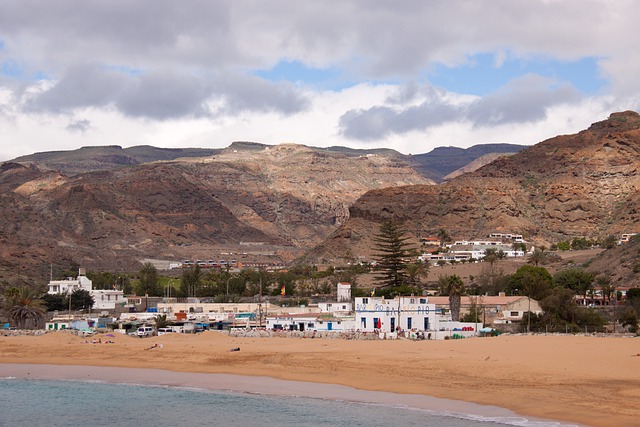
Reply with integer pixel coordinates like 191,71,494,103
372,220,415,288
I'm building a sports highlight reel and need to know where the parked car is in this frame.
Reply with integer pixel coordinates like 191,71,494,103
136,326,155,337
157,327,174,336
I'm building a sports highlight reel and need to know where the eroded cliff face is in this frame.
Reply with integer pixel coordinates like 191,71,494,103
309,112,640,263
0,144,432,281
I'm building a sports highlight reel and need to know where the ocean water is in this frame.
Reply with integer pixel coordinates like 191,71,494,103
0,378,574,427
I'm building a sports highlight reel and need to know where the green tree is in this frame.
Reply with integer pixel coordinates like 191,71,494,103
137,262,161,296
2,288,46,329
372,220,415,288
42,293,67,312
180,265,203,297
540,287,578,329
69,289,94,311
437,228,450,247
527,249,547,266
508,265,553,301
483,248,498,267
620,306,639,333
554,268,595,302
571,237,591,250
602,235,617,249
438,274,465,321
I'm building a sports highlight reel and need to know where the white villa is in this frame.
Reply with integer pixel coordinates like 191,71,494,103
47,268,125,311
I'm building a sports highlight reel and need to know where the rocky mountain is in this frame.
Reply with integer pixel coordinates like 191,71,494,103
408,143,526,182
12,145,221,176
11,141,526,181
0,144,433,285
306,111,640,264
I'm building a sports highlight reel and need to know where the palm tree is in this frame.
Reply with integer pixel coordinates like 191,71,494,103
405,262,430,287
3,288,46,329
439,275,465,321
527,249,546,266
596,276,615,305
437,228,450,247
154,314,169,329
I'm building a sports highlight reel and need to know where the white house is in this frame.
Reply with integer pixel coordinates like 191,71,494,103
354,296,438,334
265,313,355,332
47,268,125,311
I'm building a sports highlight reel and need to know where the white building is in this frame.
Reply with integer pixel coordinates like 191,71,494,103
317,301,352,313
47,268,125,311
354,296,438,333
265,313,355,332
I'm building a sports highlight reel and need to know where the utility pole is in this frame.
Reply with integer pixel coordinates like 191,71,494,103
258,277,263,328
527,295,531,333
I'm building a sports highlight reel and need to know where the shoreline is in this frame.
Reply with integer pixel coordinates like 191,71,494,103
0,363,574,426
1,331,638,426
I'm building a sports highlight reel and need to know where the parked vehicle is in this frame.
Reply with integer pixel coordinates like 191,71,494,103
136,326,155,337
157,327,174,336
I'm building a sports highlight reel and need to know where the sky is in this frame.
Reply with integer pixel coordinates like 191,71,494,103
1,0,639,161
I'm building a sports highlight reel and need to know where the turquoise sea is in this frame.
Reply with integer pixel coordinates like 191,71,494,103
0,377,576,427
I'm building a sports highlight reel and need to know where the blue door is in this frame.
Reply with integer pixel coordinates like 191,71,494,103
327,322,332,331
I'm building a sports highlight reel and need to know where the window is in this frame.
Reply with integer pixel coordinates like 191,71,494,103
510,311,519,317
361,317,366,328
363,298,369,304
410,298,416,304
407,317,412,329
420,298,427,304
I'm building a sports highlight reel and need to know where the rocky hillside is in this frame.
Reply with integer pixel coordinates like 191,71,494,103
586,236,640,288
0,144,432,285
306,111,640,264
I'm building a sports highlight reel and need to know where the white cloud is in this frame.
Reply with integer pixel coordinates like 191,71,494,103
0,0,639,161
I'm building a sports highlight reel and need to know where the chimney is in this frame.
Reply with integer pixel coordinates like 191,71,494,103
78,268,86,276
498,292,506,298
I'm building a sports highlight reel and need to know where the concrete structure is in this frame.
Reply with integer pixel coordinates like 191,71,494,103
337,282,351,302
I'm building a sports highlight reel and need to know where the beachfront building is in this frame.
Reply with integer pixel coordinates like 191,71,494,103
354,296,482,339
47,268,125,311
354,296,438,335
427,294,542,325
265,313,355,332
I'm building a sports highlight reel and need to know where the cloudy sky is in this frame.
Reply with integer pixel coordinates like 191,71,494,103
1,0,639,161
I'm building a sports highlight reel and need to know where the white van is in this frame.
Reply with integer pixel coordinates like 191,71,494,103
136,326,155,337
157,327,174,336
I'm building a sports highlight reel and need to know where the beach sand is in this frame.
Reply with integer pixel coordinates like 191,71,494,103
1,331,638,426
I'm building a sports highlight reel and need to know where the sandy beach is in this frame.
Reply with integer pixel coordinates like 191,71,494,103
1,332,638,426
